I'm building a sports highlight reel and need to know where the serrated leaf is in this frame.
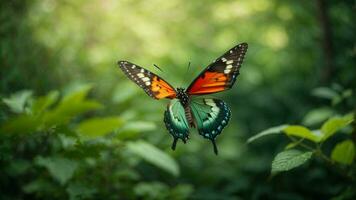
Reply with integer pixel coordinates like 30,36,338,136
331,140,355,165
127,140,179,176
35,156,78,185
302,107,334,126
321,114,354,141
247,124,288,143
284,125,321,142
271,150,313,173
76,117,123,140
3,90,33,113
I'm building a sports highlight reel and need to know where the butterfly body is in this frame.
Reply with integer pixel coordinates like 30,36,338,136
118,43,248,155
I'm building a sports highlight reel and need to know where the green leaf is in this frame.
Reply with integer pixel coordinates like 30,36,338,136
284,139,304,150
31,91,59,115
122,121,157,132
283,125,321,142
321,114,354,141
1,114,41,134
271,150,313,173
311,87,339,100
2,90,32,113
247,124,288,143
331,140,355,165
43,86,103,127
134,182,169,200
76,117,123,140
35,156,78,185
66,182,97,200
302,107,334,126
127,140,179,176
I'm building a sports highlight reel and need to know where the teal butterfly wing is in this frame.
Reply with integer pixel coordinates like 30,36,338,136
164,99,190,150
190,98,231,155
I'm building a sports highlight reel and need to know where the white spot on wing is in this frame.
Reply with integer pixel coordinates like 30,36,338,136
142,77,150,82
226,60,233,64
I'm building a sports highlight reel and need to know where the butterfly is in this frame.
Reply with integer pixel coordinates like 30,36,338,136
118,43,248,155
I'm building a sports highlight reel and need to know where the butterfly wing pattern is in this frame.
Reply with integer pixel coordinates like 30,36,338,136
187,43,248,95
118,61,177,99
163,99,190,150
190,98,231,154
117,43,248,155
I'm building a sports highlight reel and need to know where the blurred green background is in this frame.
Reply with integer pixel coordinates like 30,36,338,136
1,0,355,199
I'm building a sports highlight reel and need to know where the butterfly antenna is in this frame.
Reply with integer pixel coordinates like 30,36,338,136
153,64,163,72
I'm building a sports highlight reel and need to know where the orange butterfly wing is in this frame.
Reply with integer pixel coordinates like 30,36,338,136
187,43,248,95
118,61,176,99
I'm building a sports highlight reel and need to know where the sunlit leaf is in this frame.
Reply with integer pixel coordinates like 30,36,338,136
76,117,123,140
283,125,321,142
331,140,355,165
271,150,313,173
320,114,354,141
43,86,103,126
127,140,179,176
2,90,32,113
302,107,334,126
247,124,288,143
122,121,157,132
31,90,59,115
35,156,78,185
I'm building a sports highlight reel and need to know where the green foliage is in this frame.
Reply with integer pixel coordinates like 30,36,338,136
302,107,334,126
35,156,79,185
0,89,188,199
271,150,313,173
321,114,354,141
1,0,355,199
2,90,33,113
76,117,123,140
331,140,355,165
284,125,321,142
127,140,180,176
247,124,288,143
